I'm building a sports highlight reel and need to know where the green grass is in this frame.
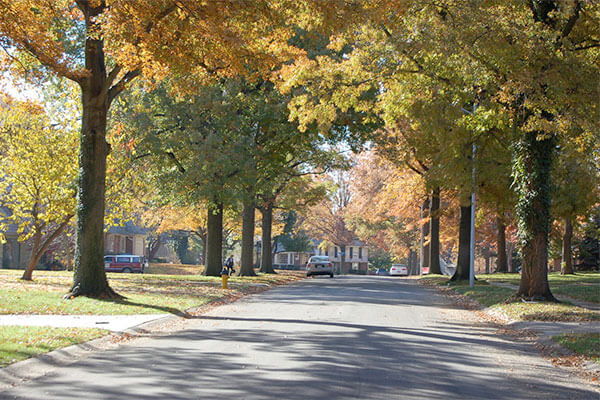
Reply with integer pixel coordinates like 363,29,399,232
0,326,108,367
420,274,600,322
553,333,600,364
0,288,217,315
0,269,304,315
478,272,600,304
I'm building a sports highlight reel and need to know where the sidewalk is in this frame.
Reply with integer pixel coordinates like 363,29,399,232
0,314,170,332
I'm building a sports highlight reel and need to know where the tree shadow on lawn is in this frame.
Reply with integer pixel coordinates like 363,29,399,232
94,297,196,318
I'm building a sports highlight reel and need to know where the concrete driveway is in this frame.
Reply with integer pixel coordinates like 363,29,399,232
0,276,597,399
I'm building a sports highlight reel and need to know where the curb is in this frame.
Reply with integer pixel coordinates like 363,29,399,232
0,277,304,392
417,278,600,381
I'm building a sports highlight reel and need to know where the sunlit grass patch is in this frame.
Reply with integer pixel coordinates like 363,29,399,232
0,269,304,315
0,326,107,367
553,333,600,364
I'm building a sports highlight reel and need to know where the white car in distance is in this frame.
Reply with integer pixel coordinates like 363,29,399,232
389,264,408,276
306,256,334,278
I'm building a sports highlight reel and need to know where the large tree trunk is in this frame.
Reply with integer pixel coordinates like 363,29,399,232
23,219,71,281
259,203,276,274
204,202,223,276
67,25,118,298
561,218,574,275
239,199,257,276
451,204,472,281
429,188,441,274
515,131,556,301
496,215,508,273
420,197,430,274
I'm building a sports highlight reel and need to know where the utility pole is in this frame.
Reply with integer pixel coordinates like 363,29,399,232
469,143,476,288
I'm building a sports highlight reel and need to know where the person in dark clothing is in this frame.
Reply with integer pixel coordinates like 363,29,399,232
224,255,235,275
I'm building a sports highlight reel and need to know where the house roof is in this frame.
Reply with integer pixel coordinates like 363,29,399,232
107,220,148,236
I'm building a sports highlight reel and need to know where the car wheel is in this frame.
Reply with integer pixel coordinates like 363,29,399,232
122,267,132,273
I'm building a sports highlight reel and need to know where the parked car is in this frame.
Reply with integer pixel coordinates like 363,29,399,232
306,255,334,278
389,264,408,276
104,254,147,273
375,268,388,276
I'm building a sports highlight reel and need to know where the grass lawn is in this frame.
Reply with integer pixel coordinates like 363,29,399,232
553,333,600,365
421,274,600,322
478,272,600,304
0,326,108,367
0,268,304,315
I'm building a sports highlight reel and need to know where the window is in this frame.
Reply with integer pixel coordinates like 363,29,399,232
132,256,141,263
349,247,354,259
334,247,338,258
116,256,130,263
359,247,363,259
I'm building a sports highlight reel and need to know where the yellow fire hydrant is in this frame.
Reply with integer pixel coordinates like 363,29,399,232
221,268,229,289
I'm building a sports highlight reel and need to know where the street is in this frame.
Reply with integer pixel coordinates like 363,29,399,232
1,276,598,399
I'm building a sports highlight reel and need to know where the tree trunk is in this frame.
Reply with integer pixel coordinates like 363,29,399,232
484,246,490,274
204,202,223,276
147,234,162,261
451,204,472,281
515,131,556,301
408,249,417,275
420,197,430,274
340,245,346,275
22,231,42,281
496,215,508,273
429,188,441,274
66,8,119,299
259,203,276,274
561,218,574,275
240,199,257,276
22,219,71,281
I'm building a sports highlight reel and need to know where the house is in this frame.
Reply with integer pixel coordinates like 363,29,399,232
104,221,147,257
272,241,311,269
272,238,369,274
314,239,369,274
0,206,30,268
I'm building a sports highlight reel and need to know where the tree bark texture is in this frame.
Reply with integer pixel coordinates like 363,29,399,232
240,200,257,276
68,28,117,298
515,131,556,301
204,202,223,276
496,215,508,273
561,218,574,275
420,197,430,274
451,204,472,281
429,188,441,274
259,203,276,274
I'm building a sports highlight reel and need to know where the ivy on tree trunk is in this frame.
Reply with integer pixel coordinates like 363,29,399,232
514,130,556,301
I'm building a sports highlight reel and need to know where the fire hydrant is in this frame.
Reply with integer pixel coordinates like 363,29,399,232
221,267,229,289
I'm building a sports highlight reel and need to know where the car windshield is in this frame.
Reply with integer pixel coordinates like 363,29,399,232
310,256,329,262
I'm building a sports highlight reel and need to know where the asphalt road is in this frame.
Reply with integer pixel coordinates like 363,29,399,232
1,276,598,399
